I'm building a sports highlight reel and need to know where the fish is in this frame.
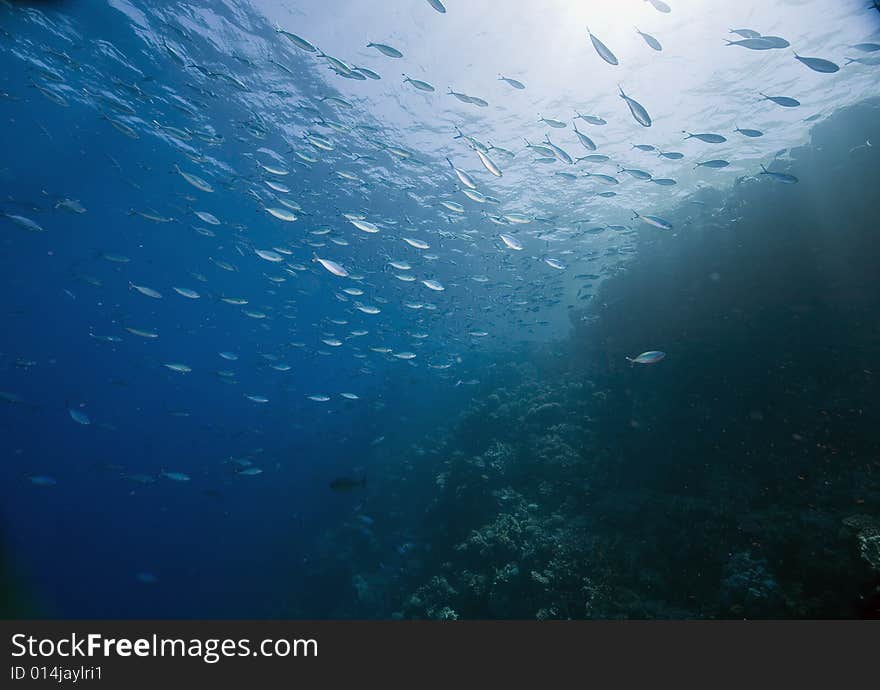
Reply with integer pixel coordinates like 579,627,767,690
367,42,403,58
403,74,435,92
587,27,618,66
129,283,163,299
69,407,91,425
632,210,673,230
759,164,798,183
265,207,297,222
635,28,662,51
725,37,778,50
619,166,652,180
2,213,45,232
312,254,348,277
793,54,840,73
544,135,573,164
645,0,671,12
403,237,430,250
627,350,666,365
275,26,318,53
844,55,880,65
476,149,502,177
760,93,800,107
27,475,58,486
499,75,525,89
329,476,367,491
236,467,264,476
734,126,763,138
584,172,619,185
161,471,191,482
125,327,159,339
427,0,446,13
194,210,221,225
446,157,477,189
572,121,597,151
499,234,523,250
255,249,284,262
575,112,607,125
695,159,730,169
164,363,192,373
175,165,213,193
619,85,651,127
683,131,727,143
538,114,567,128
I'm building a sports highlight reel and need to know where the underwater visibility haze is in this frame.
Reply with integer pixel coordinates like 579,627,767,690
1,0,880,619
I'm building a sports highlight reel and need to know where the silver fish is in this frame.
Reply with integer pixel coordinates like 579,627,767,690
619,85,651,127
587,27,618,66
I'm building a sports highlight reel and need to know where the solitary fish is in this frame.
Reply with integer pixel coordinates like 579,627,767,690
587,27,618,65
734,126,763,137
426,0,446,13
619,85,651,127
627,350,666,365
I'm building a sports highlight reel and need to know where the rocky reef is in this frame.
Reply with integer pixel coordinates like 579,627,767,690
302,99,880,619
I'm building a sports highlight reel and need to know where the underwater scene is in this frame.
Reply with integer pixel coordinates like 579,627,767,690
1,0,879,620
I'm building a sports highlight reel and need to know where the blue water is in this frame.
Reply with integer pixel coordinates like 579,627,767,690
1,0,879,619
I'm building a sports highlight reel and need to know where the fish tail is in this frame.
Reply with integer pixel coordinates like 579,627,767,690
724,39,734,46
